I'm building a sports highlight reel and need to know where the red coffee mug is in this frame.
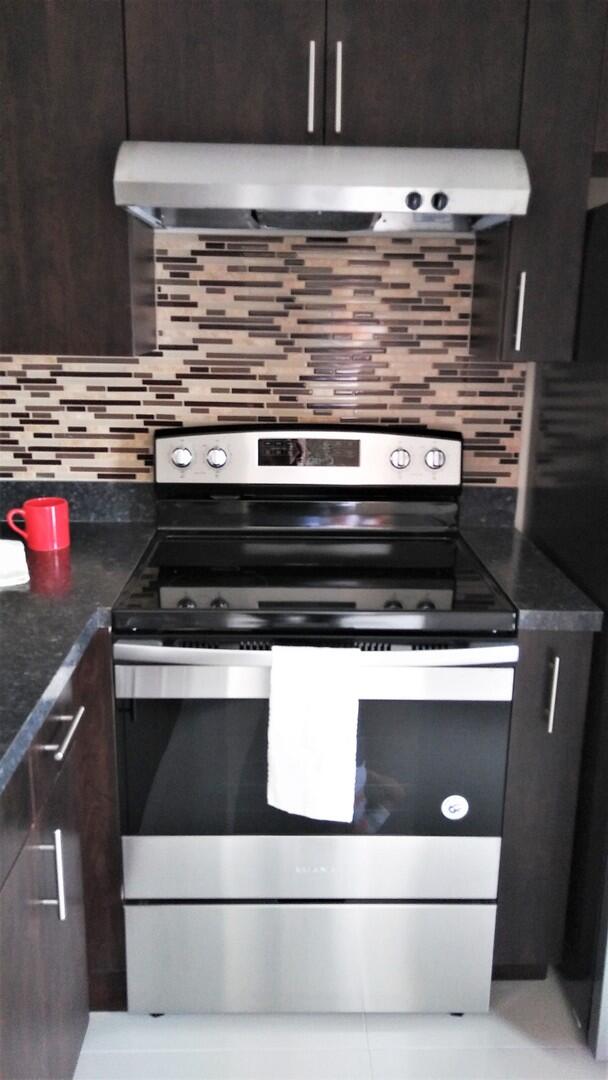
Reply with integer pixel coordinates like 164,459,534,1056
6,497,70,551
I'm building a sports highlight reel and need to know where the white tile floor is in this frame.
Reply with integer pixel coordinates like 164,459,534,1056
75,971,608,1080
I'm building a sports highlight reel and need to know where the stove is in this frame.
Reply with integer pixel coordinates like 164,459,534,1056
112,424,518,1016
113,424,515,637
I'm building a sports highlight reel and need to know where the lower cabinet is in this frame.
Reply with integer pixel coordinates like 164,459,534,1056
0,628,123,1080
494,629,594,977
0,746,88,1080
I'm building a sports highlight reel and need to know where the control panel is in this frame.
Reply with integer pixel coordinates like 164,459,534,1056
155,428,462,487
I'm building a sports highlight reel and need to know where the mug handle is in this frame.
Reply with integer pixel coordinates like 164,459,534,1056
6,508,28,542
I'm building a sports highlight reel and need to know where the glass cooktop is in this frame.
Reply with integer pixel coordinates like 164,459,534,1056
113,531,516,635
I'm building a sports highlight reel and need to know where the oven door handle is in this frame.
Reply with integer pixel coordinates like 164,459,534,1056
114,661,515,702
113,641,518,668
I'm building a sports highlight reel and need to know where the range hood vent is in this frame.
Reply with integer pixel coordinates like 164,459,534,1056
114,142,530,235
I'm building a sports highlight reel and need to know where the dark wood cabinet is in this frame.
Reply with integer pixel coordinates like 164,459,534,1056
324,0,527,147
0,629,124,1079
32,753,89,1080
0,0,132,356
494,629,594,978
594,15,608,154
125,0,327,144
499,0,607,365
72,631,126,1011
0,735,88,1080
0,828,48,1080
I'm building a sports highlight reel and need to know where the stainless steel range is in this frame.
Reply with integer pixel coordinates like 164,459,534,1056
112,424,518,1014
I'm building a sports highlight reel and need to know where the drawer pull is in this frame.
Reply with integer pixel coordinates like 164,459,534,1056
335,40,343,134
307,40,316,134
41,705,85,761
33,829,67,921
546,656,560,734
514,270,527,352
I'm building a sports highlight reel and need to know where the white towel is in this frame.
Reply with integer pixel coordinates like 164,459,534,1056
267,646,360,823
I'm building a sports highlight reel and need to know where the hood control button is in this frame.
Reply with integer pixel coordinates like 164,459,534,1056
405,191,422,210
432,192,449,211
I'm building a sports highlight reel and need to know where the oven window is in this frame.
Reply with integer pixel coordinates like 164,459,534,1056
117,699,509,837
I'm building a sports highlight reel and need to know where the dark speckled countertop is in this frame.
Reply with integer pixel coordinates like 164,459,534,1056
464,528,603,633
0,520,602,798
0,523,152,795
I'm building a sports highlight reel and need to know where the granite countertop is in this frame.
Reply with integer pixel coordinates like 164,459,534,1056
0,523,152,795
0,520,602,799
464,528,603,632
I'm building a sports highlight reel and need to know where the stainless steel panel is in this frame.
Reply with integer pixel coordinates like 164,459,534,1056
125,902,497,1013
114,662,515,702
113,142,531,217
122,835,501,901
154,427,462,487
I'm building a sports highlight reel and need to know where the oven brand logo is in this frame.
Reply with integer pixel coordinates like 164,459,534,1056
295,865,336,874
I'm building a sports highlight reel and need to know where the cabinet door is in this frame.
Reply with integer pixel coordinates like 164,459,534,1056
324,0,527,147
73,631,126,1010
0,755,88,1080
0,0,132,356
494,630,594,978
0,837,47,1080
126,0,326,144
501,0,607,364
33,753,89,1080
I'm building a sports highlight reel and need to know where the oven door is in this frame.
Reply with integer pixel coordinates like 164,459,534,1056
114,641,517,902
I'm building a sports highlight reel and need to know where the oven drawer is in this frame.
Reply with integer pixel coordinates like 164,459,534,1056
125,902,496,1013
122,835,501,900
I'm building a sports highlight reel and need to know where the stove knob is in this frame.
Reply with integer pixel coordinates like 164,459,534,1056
416,599,436,611
207,447,228,470
177,596,197,609
210,595,230,609
171,446,193,469
384,599,404,610
432,191,449,211
425,448,446,471
390,448,411,470
405,191,422,211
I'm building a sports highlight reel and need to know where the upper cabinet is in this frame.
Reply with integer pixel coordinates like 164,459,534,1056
125,0,327,144
0,0,132,356
323,0,527,148
125,0,527,150
500,0,607,365
1,0,607,360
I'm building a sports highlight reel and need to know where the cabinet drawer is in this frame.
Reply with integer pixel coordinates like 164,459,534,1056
125,902,496,1014
29,689,82,819
29,631,105,817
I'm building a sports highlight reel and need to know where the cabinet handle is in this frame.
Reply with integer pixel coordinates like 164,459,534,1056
514,270,527,352
33,829,67,921
40,705,85,761
335,40,343,134
307,40,316,134
546,655,560,735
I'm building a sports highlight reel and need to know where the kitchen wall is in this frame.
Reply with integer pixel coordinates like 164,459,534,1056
0,232,526,486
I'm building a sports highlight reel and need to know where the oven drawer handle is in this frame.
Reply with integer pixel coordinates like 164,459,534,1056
113,641,518,668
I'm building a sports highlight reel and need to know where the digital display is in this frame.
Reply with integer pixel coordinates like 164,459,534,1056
258,438,360,468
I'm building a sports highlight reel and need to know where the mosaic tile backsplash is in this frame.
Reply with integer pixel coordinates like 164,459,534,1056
0,233,526,485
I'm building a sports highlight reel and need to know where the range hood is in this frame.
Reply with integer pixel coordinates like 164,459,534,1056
114,141,530,234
